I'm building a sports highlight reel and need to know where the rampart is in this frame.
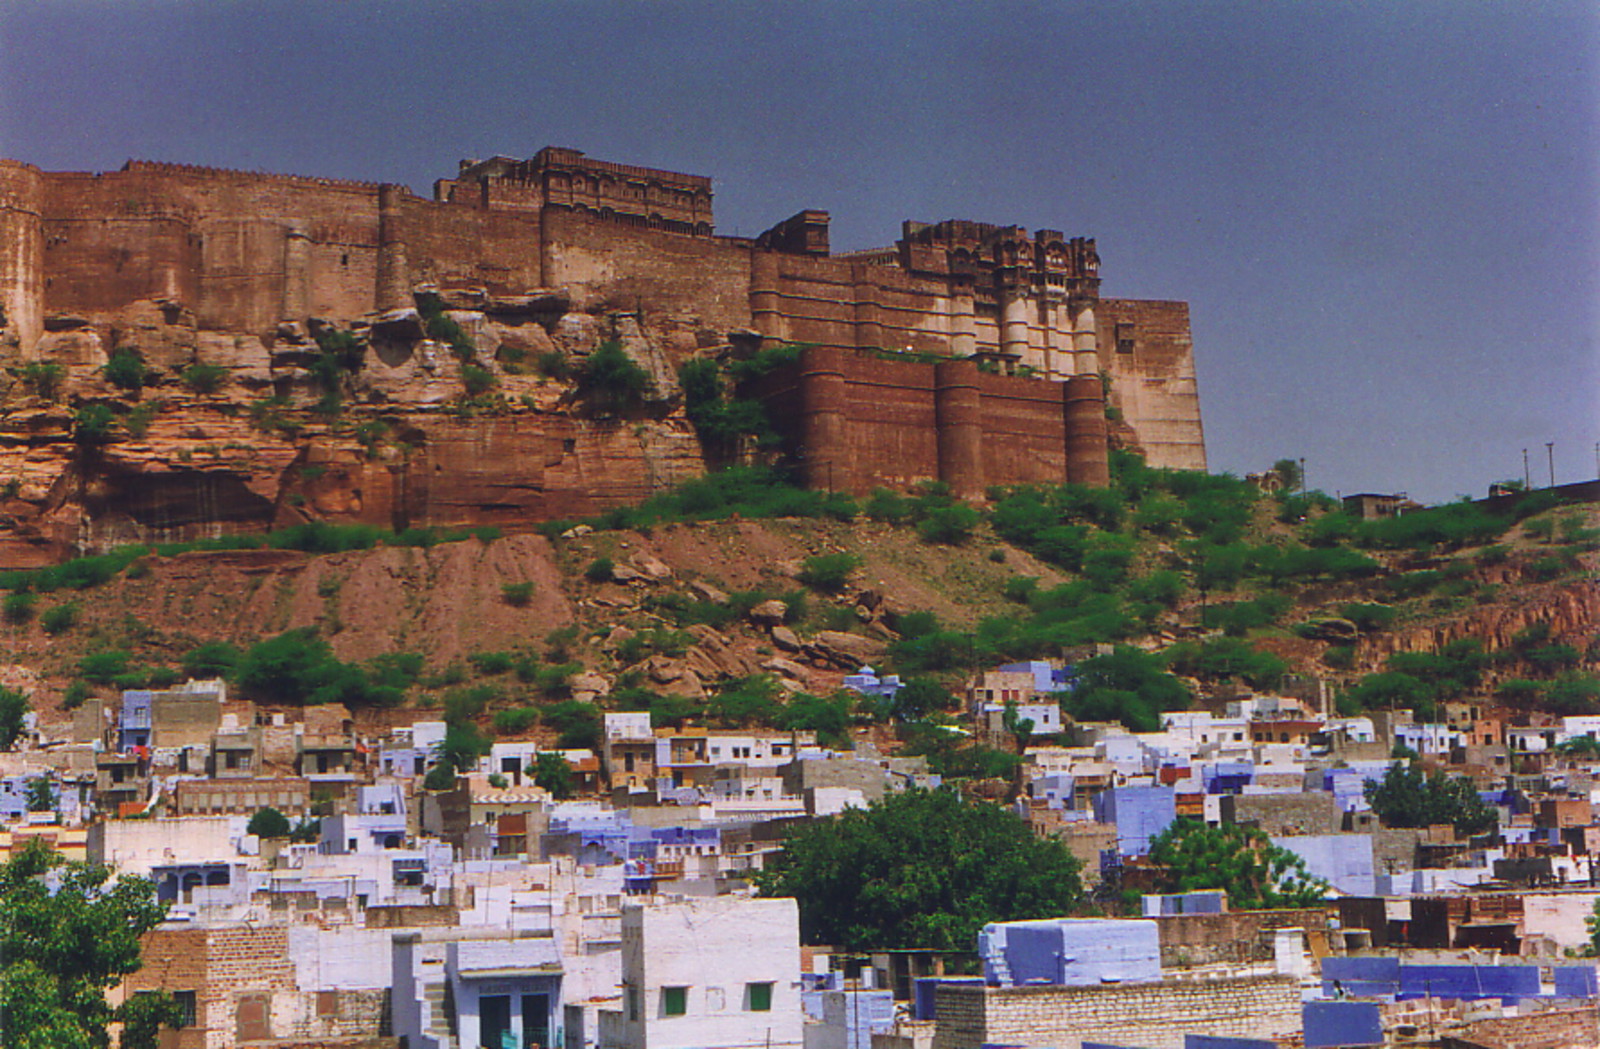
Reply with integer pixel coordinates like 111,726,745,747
743,347,1109,495
0,147,1206,544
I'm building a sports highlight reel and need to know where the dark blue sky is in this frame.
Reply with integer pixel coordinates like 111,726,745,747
3,1,1594,502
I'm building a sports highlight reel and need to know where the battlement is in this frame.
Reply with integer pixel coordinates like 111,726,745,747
119,159,385,192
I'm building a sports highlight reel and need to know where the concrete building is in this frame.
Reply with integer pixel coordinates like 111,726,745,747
601,896,802,1049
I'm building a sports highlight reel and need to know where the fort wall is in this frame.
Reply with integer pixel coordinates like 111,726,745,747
745,347,1108,495
0,148,1206,555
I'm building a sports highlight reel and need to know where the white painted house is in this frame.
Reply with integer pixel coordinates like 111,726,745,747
601,895,802,1049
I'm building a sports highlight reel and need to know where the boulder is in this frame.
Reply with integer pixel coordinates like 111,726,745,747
760,656,814,684
688,579,730,604
748,600,788,626
570,671,612,703
806,630,887,670
770,625,802,652
631,553,674,582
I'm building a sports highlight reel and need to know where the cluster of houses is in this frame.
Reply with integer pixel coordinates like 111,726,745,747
4,657,1600,1049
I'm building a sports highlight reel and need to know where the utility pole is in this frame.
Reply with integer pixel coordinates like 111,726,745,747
1523,448,1530,489
1546,442,1555,488
1298,457,1306,495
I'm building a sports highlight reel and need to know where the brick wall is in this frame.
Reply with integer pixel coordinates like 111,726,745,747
1452,1005,1599,1049
931,974,1301,1049
1153,908,1327,967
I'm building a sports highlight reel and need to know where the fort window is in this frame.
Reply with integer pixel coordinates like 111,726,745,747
341,253,349,267
662,986,688,1017
746,982,774,1012
1116,322,1137,354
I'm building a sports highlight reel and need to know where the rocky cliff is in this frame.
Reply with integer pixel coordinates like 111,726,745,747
0,288,711,567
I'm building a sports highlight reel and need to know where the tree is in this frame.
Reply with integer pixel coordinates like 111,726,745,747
1364,761,1497,837
0,687,28,749
530,752,575,799
755,787,1082,951
0,838,172,1049
1062,646,1191,732
1148,819,1329,911
246,807,291,839
24,776,54,813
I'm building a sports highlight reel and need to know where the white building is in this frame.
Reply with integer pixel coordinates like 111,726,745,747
601,896,802,1049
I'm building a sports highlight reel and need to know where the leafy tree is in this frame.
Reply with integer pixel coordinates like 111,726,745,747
439,722,492,774
246,807,292,839
0,687,28,749
1062,646,1190,733
1148,819,1328,910
1365,761,1497,837
1270,458,1303,492
181,640,241,679
0,838,172,1049
530,752,575,799
776,692,853,748
886,677,953,723
543,700,602,750
117,992,186,1049
24,776,53,813
755,787,1082,951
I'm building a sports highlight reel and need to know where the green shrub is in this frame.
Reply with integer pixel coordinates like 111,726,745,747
578,340,651,409
179,363,229,394
798,553,860,592
461,364,496,396
61,680,92,709
14,360,65,400
584,558,614,583
73,404,117,444
492,707,540,735
917,504,981,545
3,591,35,624
1340,602,1398,632
535,350,571,380
124,401,159,438
501,581,534,607
39,602,78,635
102,348,148,390
468,651,514,676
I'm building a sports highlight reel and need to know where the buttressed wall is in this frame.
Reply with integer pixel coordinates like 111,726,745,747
0,147,1204,557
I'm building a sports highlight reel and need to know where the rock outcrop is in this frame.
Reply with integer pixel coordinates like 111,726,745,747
0,286,721,566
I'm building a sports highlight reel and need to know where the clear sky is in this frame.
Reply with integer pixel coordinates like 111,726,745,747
2,1,1595,503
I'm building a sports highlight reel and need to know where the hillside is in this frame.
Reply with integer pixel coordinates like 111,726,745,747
5,462,1596,756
